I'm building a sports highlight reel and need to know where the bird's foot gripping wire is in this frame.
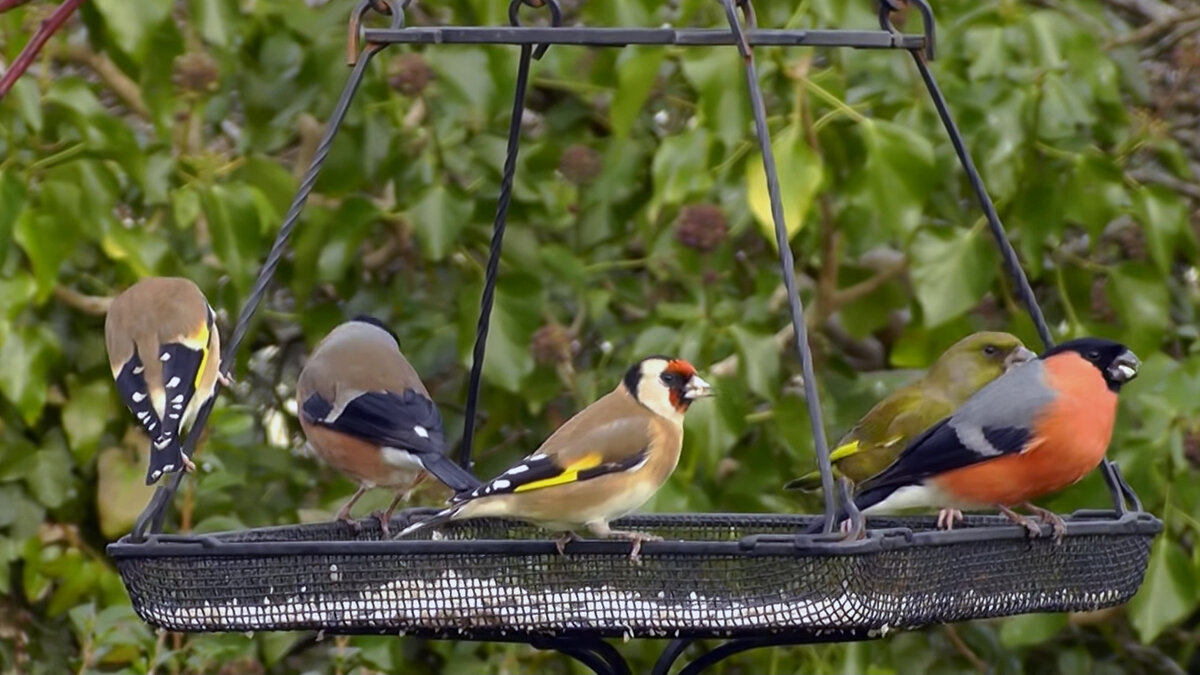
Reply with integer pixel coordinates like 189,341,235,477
936,508,964,531
1022,502,1067,544
553,530,581,556
588,522,662,563
334,485,369,534
998,504,1042,539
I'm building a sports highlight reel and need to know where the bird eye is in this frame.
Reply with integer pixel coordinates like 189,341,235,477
1086,350,1101,361
982,345,998,355
661,372,679,385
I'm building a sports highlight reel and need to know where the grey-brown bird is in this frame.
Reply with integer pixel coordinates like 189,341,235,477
105,277,227,485
396,356,714,560
296,316,482,535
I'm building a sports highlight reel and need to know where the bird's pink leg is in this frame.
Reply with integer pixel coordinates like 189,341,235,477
936,508,964,530
335,485,369,532
373,473,428,537
1021,502,1067,544
997,504,1041,538
554,531,581,556
587,521,662,563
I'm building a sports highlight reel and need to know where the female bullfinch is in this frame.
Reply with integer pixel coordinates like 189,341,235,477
296,316,481,536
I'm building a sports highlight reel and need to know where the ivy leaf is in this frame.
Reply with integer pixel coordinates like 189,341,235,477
1128,537,1198,643
745,124,823,249
910,227,997,328
860,119,935,236
410,184,472,262
0,324,60,425
610,47,665,140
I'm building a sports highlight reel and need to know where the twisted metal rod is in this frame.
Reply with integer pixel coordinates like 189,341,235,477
720,0,840,533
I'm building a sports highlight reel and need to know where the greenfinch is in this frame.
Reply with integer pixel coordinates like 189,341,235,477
784,331,1035,492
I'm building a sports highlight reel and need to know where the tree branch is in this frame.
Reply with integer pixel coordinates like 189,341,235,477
1106,8,1200,48
54,286,112,316
0,0,86,101
62,44,150,119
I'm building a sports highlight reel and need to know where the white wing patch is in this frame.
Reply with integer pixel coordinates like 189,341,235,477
954,425,1003,457
414,425,429,438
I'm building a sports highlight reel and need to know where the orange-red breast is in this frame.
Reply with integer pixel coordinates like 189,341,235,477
395,356,714,560
836,337,1139,541
296,316,481,535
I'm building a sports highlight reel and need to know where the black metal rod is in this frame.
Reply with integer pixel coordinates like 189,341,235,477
907,51,1135,514
361,26,925,49
720,0,839,534
128,44,387,542
651,638,694,675
458,42,535,469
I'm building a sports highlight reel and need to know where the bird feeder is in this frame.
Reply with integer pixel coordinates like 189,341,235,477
108,1,1161,673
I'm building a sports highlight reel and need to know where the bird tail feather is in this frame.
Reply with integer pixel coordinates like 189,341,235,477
395,504,463,539
421,455,483,494
146,437,186,485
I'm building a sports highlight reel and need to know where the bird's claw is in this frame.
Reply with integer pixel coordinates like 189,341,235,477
936,508,964,531
1023,503,1067,545
217,371,234,387
337,515,364,534
182,455,197,473
605,531,662,564
999,505,1042,539
369,510,392,538
553,531,581,557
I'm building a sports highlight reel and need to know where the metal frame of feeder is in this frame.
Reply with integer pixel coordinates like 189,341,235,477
111,1,1160,673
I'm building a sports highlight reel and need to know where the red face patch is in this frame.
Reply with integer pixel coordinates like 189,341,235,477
664,360,697,412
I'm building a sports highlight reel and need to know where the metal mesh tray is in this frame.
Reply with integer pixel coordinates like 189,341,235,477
107,510,1160,641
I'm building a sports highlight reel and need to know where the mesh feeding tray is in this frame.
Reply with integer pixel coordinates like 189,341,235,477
107,509,1160,641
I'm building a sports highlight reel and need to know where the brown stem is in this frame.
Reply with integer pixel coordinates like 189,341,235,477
943,625,988,674
62,44,149,118
1106,9,1200,48
0,0,86,101
53,286,112,315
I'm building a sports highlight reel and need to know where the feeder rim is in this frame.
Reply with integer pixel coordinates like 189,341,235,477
107,509,1161,560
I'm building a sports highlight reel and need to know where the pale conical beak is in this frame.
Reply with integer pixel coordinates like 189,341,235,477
684,374,714,400
1005,346,1036,371
1108,349,1141,383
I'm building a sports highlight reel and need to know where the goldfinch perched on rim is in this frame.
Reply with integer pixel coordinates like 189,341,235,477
396,356,714,560
104,277,228,485
296,316,483,536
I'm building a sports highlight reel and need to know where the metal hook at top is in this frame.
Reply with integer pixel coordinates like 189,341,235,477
878,0,935,61
735,0,758,31
348,0,408,65
508,0,563,60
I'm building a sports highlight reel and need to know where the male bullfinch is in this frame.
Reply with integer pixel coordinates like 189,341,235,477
785,331,1034,492
296,316,482,535
396,356,714,561
105,277,229,485
809,337,1139,541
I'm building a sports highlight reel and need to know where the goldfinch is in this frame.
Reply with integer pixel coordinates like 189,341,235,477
396,356,714,560
296,316,482,535
104,276,227,485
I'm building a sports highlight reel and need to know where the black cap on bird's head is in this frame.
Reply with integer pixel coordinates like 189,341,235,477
350,314,400,345
1041,337,1140,392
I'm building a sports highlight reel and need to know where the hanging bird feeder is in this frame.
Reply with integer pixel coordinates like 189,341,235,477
108,1,1161,673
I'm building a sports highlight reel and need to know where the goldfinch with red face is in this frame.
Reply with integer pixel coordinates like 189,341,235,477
105,277,227,485
396,356,714,560
812,337,1139,542
296,316,482,535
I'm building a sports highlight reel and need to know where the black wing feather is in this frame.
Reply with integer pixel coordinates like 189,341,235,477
302,390,481,493
454,446,650,503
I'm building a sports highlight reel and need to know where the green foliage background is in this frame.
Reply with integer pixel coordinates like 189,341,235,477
2,0,1198,672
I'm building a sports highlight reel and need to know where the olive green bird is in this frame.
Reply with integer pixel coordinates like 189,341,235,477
784,332,1035,492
